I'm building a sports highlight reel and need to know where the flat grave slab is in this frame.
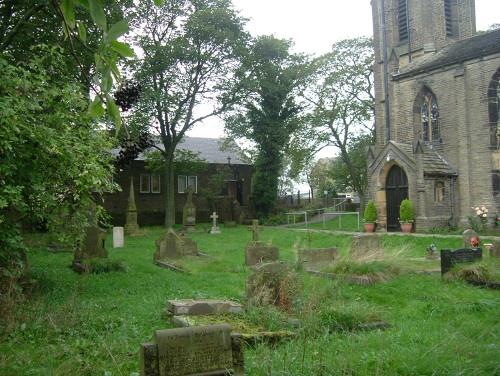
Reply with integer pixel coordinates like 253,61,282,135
166,299,244,316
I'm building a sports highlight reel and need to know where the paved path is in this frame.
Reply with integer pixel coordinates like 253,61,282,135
272,226,500,241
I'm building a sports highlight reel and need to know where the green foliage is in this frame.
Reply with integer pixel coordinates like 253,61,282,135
82,259,127,274
399,199,415,223
225,35,309,218
363,200,377,223
129,0,248,226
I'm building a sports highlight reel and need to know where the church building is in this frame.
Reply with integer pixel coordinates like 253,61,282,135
367,0,500,230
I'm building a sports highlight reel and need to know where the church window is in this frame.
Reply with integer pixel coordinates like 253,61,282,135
444,0,455,36
434,181,445,203
398,0,409,42
489,68,500,147
421,92,440,142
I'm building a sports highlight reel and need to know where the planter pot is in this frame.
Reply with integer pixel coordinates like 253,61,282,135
400,222,413,233
364,223,376,233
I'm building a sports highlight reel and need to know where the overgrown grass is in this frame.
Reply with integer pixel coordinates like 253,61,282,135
0,226,499,375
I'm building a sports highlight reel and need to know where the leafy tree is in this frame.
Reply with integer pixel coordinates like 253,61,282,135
128,0,248,227
302,37,374,206
0,49,115,320
225,36,308,218
309,158,337,198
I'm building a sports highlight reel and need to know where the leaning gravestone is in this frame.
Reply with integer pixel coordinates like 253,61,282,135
154,228,198,266
140,324,244,376
440,248,483,275
298,248,338,271
113,226,124,248
245,220,279,266
462,229,478,248
125,177,140,236
246,262,299,311
349,234,383,261
182,186,196,232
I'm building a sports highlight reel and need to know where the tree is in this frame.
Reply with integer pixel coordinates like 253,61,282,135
225,36,308,218
302,37,374,206
129,0,248,227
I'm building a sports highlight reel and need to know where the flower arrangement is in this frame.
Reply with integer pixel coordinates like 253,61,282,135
468,205,489,233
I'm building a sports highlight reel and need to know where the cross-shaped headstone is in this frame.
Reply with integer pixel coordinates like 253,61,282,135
248,219,262,242
210,212,219,227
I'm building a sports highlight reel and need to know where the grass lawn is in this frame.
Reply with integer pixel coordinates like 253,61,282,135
1,226,499,375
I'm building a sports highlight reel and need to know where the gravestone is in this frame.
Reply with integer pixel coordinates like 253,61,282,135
182,187,196,232
73,222,108,272
154,228,198,262
462,229,478,248
113,227,124,248
349,234,383,261
440,248,483,275
246,262,299,311
298,248,338,271
166,299,243,316
489,241,500,258
140,324,244,376
210,212,221,234
125,177,140,236
245,220,279,265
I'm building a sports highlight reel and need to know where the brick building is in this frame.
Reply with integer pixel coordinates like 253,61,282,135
368,0,500,230
104,137,253,226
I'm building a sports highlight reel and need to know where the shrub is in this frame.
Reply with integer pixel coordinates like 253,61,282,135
399,199,415,223
363,200,377,223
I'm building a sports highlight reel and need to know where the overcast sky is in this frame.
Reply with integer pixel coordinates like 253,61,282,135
188,0,500,140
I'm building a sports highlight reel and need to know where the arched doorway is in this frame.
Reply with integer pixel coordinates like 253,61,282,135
386,165,408,231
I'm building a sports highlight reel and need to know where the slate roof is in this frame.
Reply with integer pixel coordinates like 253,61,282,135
395,28,500,79
112,137,250,165
391,141,457,176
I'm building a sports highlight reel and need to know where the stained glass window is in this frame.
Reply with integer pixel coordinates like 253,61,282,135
421,93,440,142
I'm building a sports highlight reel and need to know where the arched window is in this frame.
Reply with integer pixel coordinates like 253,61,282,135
421,92,440,142
488,68,500,147
435,181,445,203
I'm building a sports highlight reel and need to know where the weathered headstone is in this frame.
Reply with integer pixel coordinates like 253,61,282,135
154,228,198,262
298,248,338,271
244,220,279,266
246,262,299,311
440,248,483,275
488,241,500,258
462,229,478,248
140,324,244,376
125,177,140,236
113,226,124,248
182,186,196,232
166,299,243,316
73,222,108,272
210,212,221,234
248,219,262,241
349,234,383,261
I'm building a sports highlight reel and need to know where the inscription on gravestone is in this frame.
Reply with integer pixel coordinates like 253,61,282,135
140,324,244,376
440,248,483,275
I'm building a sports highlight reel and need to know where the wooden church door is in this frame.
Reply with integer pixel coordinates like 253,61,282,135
386,165,408,231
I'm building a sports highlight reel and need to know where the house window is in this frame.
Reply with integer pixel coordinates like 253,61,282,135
398,0,409,42
178,175,197,193
140,174,161,193
421,92,440,142
140,174,151,193
435,181,445,202
151,175,161,193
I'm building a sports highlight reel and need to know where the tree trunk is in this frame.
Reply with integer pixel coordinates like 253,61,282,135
164,153,175,228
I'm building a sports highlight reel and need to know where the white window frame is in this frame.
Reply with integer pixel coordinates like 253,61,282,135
178,175,198,193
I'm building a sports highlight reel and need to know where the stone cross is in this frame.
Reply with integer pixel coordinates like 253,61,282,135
211,212,219,227
248,219,262,242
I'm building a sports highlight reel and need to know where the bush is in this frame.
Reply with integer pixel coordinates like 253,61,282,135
363,200,377,223
399,199,415,223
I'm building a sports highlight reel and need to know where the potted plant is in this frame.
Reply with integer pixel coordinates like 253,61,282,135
363,200,377,232
399,198,415,233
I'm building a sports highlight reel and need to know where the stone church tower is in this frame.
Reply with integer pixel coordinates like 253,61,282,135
368,0,500,230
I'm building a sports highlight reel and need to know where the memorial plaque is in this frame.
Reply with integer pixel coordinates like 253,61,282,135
440,248,482,275
155,324,233,376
